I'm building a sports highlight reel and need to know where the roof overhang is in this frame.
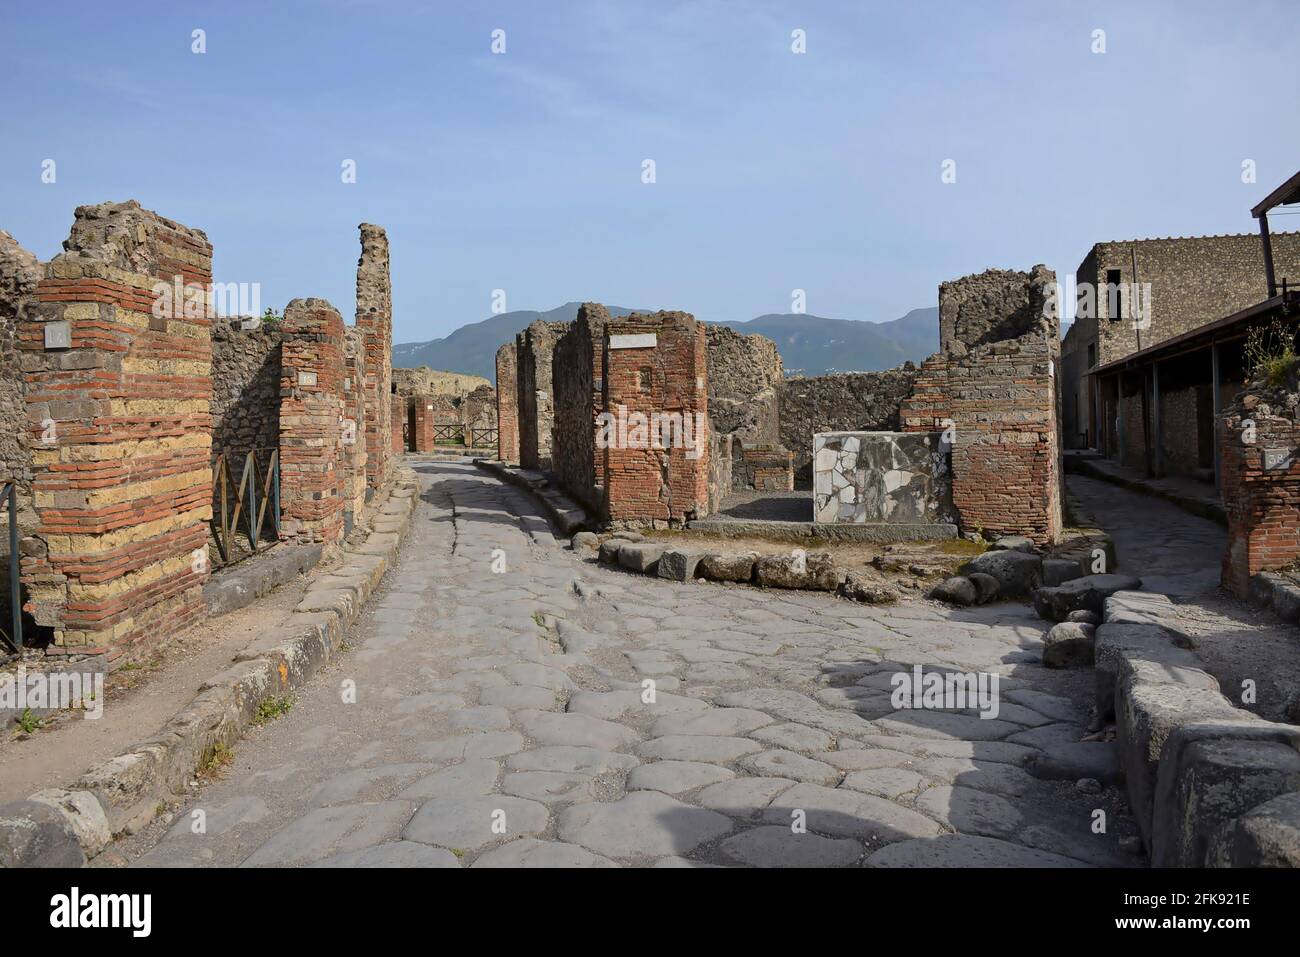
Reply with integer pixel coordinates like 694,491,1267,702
1252,169,1300,218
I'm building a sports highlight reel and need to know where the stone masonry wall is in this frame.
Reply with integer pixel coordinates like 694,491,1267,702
779,368,919,485
517,320,568,471
355,223,392,493
902,265,1063,546
18,201,214,656
495,343,519,463
603,311,709,527
341,327,368,535
278,298,346,546
704,325,782,442
552,303,610,514
211,316,284,459
0,231,42,505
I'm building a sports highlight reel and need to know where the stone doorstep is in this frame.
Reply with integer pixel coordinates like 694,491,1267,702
0,471,420,867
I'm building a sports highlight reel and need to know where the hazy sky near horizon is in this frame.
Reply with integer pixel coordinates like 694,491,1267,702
2,0,1297,343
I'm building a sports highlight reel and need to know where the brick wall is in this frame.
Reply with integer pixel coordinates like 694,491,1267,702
602,311,709,527
517,320,568,470
552,303,609,513
391,394,407,453
902,266,1062,546
18,201,214,657
1220,403,1300,597
278,298,346,545
495,343,519,462
411,394,449,452
341,327,368,535
0,231,41,504
740,445,794,491
355,223,392,492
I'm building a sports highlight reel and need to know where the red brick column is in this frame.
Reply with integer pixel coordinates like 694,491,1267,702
411,394,437,452
495,342,519,463
17,201,213,657
1219,410,1300,597
355,224,392,490
391,394,407,453
602,312,709,526
279,298,345,544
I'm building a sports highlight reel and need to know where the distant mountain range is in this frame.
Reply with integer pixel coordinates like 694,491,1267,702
393,302,940,380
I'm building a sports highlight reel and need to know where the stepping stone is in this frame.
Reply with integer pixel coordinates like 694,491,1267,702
639,735,762,763
500,771,594,803
310,841,460,868
507,746,639,775
762,783,943,842
244,802,414,867
914,785,1023,839
866,833,1091,868
626,761,735,795
398,760,500,799
651,708,774,737
742,750,840,786
1033,574,1143,623
751,723,834,752
717,826,862,867
472,838,618,868
403,794,549,853
558,792,733,858
841,767,926,799
516,710,639,751
696,777,797,818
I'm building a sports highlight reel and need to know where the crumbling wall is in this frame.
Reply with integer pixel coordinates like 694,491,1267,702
356,223,392,492
392,366,490,397
902,265,1063,545
552,303,610,513
341,327,368,534
279,298,346,545
0,231,41,504
603,311,709,527
705,325,782,443
779,368,919,485
495,343,519,463
517,320,568,470
211,316,284,459
18,201,214,657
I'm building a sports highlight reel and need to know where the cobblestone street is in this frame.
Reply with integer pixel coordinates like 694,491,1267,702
117,463,1136,868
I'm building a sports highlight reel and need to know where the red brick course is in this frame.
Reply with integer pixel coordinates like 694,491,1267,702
1219,409,1300,597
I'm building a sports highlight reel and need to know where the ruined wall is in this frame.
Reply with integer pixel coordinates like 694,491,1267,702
1219,385,1300,597
902,266,1063,545
391,394,407,453
0,231,41,504
18,201,214,656
517,320,568,470
495,343,519,463
704,325,782,443
211,316,284,459
278,298,345,545
603,312,709,527
392,366,490,397
779,369,919,485
341,327,368,534
552,303,610,513
355,224,392,492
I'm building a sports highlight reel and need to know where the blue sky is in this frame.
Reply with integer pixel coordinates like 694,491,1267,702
2,0,1296,343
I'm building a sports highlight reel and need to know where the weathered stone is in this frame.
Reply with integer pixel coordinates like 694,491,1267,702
1207,792,1300,867
1066,609,1100,625
558,792,732,858
1032,574,1142,622
618,543,665,574
1027,742,1121,785
598,540,624,564
0,800,86,867
718,825,862,867
967,572,1000,604
626,761,734,794
763,783,943,841
1042,558,1083,587
959,549,1043,597
866,833,1088,868
571,531,598,552
472,837,618,868
657,549,703,582
1042,621,1097,668
841,571,899,604
930,576,977,606
754,552,837,590
991,535,1035,553
697,552,757,583
913,785,1023,839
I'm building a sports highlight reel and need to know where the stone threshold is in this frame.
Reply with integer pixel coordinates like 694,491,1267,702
0,468,422,867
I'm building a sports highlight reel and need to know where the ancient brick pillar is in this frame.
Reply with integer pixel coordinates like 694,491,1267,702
17,201,213,657
517,320,566,470
391,394,407,453
411,394,437,452
355,224,392,491
495,342,519,463
602,311,710,526
340,328,368,536
1219,406,1300,597
278,298,346,545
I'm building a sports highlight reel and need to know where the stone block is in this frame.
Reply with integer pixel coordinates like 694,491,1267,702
1208,791,1300,867
930,576,977,606
1032,574,1142,623
697,552,756,583
618,543,665,574
1042,621,1096,668
1041,557,1083,587
959,549,1042,597
657,549,702,582
598,540,624,564
754,552,837,590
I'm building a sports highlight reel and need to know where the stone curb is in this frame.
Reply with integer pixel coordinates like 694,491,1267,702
0,468,421,867
473,459,594,535
1098,590,1300,866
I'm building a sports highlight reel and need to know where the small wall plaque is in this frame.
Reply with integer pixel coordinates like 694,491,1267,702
44,320,71,350
609,333,657,350
298,371,318,387
1263,448,1292,471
